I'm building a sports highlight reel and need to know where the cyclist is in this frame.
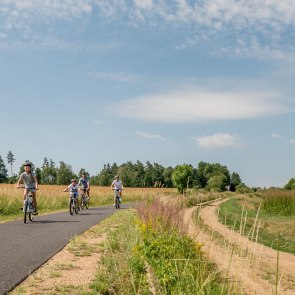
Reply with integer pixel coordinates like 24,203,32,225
111,175,124,206
16,161,38,215
63,179,80,211
78,173,90,200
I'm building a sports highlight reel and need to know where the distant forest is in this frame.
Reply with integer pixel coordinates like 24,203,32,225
0,152,249,192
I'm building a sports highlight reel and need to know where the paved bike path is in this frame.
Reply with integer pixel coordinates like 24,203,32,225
0,206,122,295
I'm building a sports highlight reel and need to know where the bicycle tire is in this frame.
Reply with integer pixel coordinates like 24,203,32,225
70,198,74,215
81,196,85,210
24,199,28,223
29,201,34,222
74,197,79,214
85,198,89,209
115,197,120,209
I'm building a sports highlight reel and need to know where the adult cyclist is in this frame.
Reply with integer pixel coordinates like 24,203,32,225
16,161,38,215
78,173,90,200
110,175,124,206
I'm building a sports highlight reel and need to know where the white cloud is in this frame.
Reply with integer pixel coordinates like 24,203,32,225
1,0,295,58
193,133,243,149
110,89,293,123
135,130,166,140
290,139,295,145
271,133,282,138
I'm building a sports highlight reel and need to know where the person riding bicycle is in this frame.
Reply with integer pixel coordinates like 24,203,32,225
78,173,90,200
63,179,80,211
111,175,124,206
16,161,38,215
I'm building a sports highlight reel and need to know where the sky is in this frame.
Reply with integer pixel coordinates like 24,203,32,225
0,0,295,188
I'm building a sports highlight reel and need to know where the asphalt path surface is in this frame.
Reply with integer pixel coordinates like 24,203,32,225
0,205,122,294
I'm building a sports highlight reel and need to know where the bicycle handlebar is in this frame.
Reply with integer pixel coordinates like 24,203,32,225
17,186,39,190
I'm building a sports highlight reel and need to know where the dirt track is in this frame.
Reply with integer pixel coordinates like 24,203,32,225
184,198,295,295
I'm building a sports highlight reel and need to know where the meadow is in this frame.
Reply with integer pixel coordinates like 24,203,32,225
0,184,175,222
218,190,295,254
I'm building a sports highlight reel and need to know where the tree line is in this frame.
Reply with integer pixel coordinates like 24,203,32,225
0,151,248,192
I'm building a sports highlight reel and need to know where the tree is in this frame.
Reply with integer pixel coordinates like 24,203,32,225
172,164,193,194
284,178,295,190
207,174,228,192
163,166,174,187
98,164,112,186
229,172,242,192
6,150,15,176
41,158,57,184
56,161,76,185
0,156,8,183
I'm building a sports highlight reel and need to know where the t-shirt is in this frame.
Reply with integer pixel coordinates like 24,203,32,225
112,180,123,190
68,184,79,193
79,177,89,188
19,172,36,188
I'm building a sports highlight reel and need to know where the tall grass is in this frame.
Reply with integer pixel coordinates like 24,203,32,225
262,189,295,216
219,194,295,254
0,184,174,221
90,196,237,294
135,197,235,294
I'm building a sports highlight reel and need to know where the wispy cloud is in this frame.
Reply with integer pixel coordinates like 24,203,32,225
271,133,282,138
135,130,166,140
110,88,293,123
192,133,243,149
88,71,136,82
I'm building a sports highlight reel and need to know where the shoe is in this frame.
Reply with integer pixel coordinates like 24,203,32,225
78,207,80,211
32,211,38,215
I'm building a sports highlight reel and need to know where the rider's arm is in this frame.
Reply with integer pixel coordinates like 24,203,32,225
110,180,114,189
16,174,23,188
63,185,70,192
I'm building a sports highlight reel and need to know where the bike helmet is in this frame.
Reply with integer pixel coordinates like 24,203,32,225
24,161,32,167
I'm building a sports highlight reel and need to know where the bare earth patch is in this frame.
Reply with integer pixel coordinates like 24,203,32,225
10,230,108,294
184,199,295,295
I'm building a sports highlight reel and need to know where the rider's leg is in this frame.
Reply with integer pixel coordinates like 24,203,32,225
22,189,27,209
76,194,80,210
32,191,37,211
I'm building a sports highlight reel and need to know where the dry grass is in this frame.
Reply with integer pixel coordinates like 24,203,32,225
0,184,176,222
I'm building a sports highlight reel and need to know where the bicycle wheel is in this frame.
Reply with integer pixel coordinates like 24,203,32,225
28,200,34,222
85,197,89,209
115,197,120,209
69,198,74,215
24,199,28,223
81,196,85,210
75,203,79,214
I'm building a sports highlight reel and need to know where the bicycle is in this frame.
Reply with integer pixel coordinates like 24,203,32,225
67,191,79,215
80,188,89,210
113,189,121,209
18,187,38,224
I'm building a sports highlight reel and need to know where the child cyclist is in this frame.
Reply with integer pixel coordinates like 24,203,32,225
110,175,124,206
63,179,80,211
16,161,38,215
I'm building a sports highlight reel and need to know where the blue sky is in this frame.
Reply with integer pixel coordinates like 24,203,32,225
1,0,295,187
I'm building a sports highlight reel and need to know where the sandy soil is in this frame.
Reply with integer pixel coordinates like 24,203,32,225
10,232,107,295
184,198,295,295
